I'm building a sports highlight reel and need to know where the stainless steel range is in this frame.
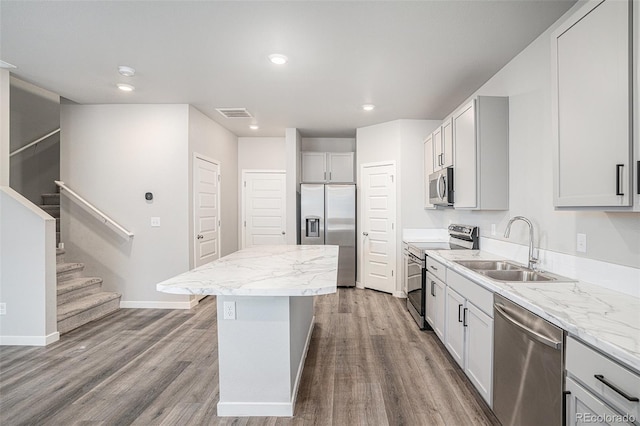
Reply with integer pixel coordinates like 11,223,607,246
405,224,479,329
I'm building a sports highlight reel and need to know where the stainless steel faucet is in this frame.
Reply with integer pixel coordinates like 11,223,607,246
504,216,538,270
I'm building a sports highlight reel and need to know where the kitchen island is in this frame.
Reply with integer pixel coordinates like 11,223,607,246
157,245,338,417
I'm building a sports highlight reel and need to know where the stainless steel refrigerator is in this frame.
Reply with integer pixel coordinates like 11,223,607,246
300,184,356,287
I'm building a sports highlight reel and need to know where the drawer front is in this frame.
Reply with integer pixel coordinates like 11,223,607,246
447,270,493,317
426,257,446,282
566,336,640,421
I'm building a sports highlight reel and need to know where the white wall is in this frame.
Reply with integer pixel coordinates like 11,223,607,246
0,187,57,345
60,104,192,308
301,137,355,152
189,106,239,261
0,69,9,186
238,137,286,170
425,4,640,269
356,119,440,291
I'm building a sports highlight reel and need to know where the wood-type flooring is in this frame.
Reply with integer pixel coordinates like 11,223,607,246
0,288,500,425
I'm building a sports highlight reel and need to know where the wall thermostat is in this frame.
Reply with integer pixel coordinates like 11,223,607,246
145,192,153,201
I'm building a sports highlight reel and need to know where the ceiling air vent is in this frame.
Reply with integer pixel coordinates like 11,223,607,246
216,107,253,119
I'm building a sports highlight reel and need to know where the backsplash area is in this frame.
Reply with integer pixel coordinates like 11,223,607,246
480,237,640,299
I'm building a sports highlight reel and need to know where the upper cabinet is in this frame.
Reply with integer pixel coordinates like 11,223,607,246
551,0,634,208
301,151,354,183
424,134,435,209
433,120,454,171
453,96,509,210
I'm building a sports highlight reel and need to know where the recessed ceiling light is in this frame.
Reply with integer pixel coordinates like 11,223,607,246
362,104,375,111
268,54,288,65
117,83,135,92
249,124,259,130
118,65,135,77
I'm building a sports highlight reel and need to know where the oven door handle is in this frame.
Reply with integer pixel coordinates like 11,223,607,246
494,303,562,350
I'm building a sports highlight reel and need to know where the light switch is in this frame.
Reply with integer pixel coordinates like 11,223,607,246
151,217,161,227
576,233,587,253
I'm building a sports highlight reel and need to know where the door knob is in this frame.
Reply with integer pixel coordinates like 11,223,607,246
363,232,369,236
197,234,204,239
282,231,286,235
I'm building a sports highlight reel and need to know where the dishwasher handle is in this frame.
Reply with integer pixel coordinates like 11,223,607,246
494,303,562,350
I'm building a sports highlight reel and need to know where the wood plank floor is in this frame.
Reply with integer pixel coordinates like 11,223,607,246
0,288,499,426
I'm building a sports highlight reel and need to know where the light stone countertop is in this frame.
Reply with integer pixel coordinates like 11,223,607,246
156,245,338,297
427,249,640,374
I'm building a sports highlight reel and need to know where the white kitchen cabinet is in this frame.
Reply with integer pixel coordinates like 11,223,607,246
453,96,509,210
565,377,633,426
432,119,453,172
565,336,640,423
424,135,435,209
551,0,633,208
301,151,354,183
425,272,445,341
444,286,465,367
444,270,494,405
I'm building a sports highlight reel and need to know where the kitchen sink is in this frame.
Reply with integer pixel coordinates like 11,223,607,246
455,260,523,271
481,270,555,282
454,259,576,282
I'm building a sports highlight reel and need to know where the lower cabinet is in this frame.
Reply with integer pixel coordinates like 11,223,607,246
425,272,446,341
565,377,634,426
444,285,493,405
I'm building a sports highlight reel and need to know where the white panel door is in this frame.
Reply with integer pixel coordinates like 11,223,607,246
194,155,220,268
242,171,287,248
445,286,465,368
465,302,493,405
361,162,396,294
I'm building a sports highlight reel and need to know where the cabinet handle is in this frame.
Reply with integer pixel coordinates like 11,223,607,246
594,374,639,402
431,281,435,297
430,265,438,271
324,171,327,181
616,164,624,196
329,171,332,181
463,307,468,327
458,304,463,322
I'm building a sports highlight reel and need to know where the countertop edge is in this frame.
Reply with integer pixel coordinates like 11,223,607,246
425,249,640,375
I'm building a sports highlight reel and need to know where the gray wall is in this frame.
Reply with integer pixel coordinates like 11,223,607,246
60,104,192,307
9,78,60,205
413,5,640,268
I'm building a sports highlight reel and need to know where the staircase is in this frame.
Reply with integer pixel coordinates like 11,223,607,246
41,192,122,334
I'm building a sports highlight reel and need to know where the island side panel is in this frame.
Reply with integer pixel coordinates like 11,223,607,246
216,295,314,417
289,296,314,397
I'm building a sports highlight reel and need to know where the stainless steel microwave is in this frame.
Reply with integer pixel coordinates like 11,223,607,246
428,167,454,206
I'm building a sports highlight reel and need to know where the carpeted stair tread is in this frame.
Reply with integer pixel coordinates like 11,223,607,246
41,193,60,205
56,248,65,256
56,262,84,275
57,292,121,322
40,205,60,217
57,276,103,295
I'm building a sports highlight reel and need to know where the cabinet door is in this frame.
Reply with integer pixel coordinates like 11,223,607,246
565,377,632,425
464,302,493,405
441,118,453,168
424,135,435,209
453,100,477,209
432,276,446,342
327,152,354,183
425,273,436,329
444,286,465,368
301,152,326,183
433,127,443,171
552,0,632,207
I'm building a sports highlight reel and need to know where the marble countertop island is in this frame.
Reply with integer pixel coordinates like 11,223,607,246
157,245,339,297
426,249,640,374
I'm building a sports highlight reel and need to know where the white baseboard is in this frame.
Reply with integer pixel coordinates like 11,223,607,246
119,299,198,309
0,331,60,346
217,401,294,417
355,281,364,289
393,290,407,298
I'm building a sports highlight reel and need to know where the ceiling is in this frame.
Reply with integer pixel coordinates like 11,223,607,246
0,1,576,138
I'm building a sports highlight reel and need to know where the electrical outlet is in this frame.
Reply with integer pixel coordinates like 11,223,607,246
150,217,161,227
491,224,496,236
577,233,587,253
223,301,236,320
0,303,6,315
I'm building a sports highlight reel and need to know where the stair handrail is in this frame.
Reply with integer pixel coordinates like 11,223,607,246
54,180,134,239
9,128,61,157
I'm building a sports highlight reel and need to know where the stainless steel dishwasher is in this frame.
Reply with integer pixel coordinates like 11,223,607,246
493,293,565,426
